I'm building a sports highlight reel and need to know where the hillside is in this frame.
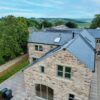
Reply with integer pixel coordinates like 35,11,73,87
30,18,92,28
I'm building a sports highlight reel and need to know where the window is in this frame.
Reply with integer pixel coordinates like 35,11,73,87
35,84,54,100
97,51,100,55
33,57,38,62
57,65,71,79
41,66,45,73
35,45,43,51
57,65,63,77
69,94,75,100
65,67,71,79
96,39,100,43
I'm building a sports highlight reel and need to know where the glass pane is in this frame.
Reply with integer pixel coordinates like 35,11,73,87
65,67,71,73
41,85,47,99
33,58,37,62
69,94,75,100
65,73,71,79
35,45,38,51
41,66,44,73
39,46,43,51
35,84,41,97
48,87,53,100
69,98,74,100
58,71,63,77
69,94,75,98
58,65,63,71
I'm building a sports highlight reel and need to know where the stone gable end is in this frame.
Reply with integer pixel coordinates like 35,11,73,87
24,49,92,100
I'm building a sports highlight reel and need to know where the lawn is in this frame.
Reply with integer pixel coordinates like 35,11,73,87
0,57,29,83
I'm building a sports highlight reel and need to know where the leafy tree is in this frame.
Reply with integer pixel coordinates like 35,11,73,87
54,20,65,26
0,15,29,62
41,20,52,28
27,19,41,29
90,14,100,28
65,21,78,28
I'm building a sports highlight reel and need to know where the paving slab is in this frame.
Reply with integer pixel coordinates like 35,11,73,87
0,71,30,100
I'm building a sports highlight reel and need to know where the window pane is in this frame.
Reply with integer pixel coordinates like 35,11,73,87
35,45,38,51
33,58,37,62
69,94,75,100
41,85,47,99
58,71,63,77
69,94,75,98
41,66,44,73
58,65,63,71
65,73,71,79
35,84,41,97
39,46,43,51
65,67,71,73
48,87,53,100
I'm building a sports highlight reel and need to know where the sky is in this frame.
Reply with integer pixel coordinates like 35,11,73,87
0,0,100,18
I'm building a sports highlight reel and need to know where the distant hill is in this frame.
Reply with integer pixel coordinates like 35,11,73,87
29,18,92,28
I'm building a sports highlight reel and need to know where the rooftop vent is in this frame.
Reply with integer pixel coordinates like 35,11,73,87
54,37,61,43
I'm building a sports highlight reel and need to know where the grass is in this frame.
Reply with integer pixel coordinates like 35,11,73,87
0,57,29,83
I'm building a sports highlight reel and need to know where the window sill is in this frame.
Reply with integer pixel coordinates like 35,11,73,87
35,96,47,100
56,76,72,82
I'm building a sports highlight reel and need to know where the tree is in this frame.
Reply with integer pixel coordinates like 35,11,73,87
41,20,52,28
65,21,78,28
0,15,29,62
27,19,41,29
54,20,65,26
90,14,100,28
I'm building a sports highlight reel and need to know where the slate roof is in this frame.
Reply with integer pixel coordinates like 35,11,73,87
86,29,100,38
28,31,76,45
27,29,100,71
67,34,95,70
28,29,82,45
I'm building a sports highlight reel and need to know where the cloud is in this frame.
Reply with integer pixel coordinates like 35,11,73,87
0,12,45,18
23,0,62,9
0,6,34,12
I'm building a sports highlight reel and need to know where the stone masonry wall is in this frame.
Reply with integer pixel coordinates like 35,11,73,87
28,43,57,63
24,49,92,100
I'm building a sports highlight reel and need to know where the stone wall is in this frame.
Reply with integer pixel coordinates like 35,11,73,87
28,43,57,63
24,49,92,100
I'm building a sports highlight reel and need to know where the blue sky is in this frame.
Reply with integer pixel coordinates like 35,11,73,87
0,0,100,18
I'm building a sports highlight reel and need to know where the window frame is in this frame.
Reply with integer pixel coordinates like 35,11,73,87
35,45,43,51
41,66,45,73
35,84,53,100
57,65,72,79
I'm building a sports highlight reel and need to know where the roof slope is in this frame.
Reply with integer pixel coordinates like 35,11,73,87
25,33,95,71
86,29,100,38
67,34,95,70
28,31,74,45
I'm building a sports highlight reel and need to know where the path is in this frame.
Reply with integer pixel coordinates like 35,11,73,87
0,54,27,73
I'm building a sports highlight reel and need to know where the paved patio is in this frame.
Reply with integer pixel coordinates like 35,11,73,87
0,71,30,100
